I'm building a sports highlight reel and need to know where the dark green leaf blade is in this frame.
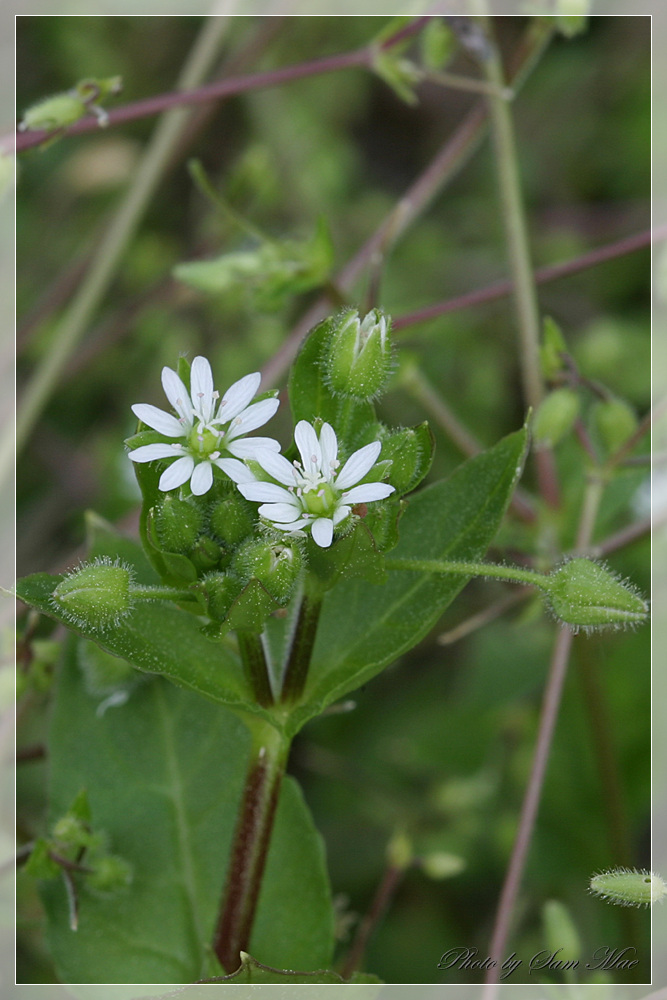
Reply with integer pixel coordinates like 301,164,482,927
41,641,334,983
287,427,528,734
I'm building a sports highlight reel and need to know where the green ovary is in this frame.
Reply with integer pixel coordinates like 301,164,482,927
189,426,222,456
301,482,336,516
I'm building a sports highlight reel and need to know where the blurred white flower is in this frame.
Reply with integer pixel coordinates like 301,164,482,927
128,356,279,496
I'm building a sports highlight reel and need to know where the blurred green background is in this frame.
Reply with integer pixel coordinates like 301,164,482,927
16,15,650,985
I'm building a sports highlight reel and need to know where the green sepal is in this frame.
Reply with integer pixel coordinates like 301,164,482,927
362,496,406,553
540,315,568,380
225,577,281,632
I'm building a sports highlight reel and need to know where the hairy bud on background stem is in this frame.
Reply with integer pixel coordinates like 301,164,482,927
545,557,648,631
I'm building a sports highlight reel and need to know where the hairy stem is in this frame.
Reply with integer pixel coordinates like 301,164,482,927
385,557,548,592
213,721,289,973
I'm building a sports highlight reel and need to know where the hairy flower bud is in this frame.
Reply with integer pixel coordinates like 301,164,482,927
210,495,256,547
87,854,133,896
52,558,132,629
200,572,243,622
324,308,393,400
379,423,434,495
533,388,580,448
233,539,303,604
154,496,203,553
546,558,648,631
189,535,222,573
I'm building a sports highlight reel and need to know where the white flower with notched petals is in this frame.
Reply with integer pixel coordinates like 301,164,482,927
226,420,394,548
127,357,280,496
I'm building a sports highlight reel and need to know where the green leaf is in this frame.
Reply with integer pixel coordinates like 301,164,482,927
286,427,528,735
41,641,334,983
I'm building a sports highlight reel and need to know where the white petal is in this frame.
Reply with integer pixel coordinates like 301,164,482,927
158,455,194,491
311,517,334,548
333,504,351,526
128,443,183,462
335,441,382,490
218,372,262,421
276,518,311,532
257,501,303,523
190,460,214,495
239,481,292,504
319,422,338,477
131,403,184,437
239,482,293,503
190,357,215,422
225,398,280,438
295,420,321,472
256,450,299,487
226,436,281,458
214,458,258,484
342,482,395,503
161,366,192,423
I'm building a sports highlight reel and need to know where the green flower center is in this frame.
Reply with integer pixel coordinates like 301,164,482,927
189,425,222,457
302,482,336,516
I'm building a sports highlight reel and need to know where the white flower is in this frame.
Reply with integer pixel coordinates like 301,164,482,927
127,357,280,496
226,420,395,548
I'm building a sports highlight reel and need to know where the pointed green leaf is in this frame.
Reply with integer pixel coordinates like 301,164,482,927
41,642,334,983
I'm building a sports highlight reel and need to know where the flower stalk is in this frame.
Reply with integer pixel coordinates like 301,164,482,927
213,720,289,973
236,630,274,708
280,576,324,704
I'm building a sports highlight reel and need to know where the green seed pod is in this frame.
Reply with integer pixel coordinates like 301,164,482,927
189,535,222,573
154,496,203,553
591,398,638,454
590,868,667,908
233,539,303,605
210,494,256,547
200,572,243,622
546,558,648,631
542,900,582,963
87,854,133,896
532,388,580,448
52,558,132,629
324,308,393,400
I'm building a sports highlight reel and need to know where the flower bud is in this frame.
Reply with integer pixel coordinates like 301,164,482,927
386,831,413,871
532,388,580,448
380,423,434,495
189,535,222,573
325,308,393,400
210,495,256,547
233,539,303,604
546,558,648,631
539,316,568,380
52,559,132,629
591,398,638,454
199,572,243,622
87,854,133,896
154,496,203,553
